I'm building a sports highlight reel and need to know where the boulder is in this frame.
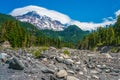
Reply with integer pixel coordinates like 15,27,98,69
8,57,24,70
0,53,8,62
42,58,48,62
60,54,70,59
56,70,67,78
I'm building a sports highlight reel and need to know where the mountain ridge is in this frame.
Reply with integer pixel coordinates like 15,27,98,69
40,25,89,43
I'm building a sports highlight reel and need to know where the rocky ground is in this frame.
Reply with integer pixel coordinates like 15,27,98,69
0,47,120,80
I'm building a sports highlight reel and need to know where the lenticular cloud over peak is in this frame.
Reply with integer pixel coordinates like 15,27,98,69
10,5,118,31
10,5,71,24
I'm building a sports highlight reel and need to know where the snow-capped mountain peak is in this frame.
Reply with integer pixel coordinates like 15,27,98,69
10,5,71,24
14,11,65,31
10,5,73,31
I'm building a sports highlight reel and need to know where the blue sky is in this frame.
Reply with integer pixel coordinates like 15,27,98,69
0,0,120,22
0,0,120,30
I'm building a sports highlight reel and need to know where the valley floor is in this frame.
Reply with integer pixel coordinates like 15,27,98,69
0,47,120,80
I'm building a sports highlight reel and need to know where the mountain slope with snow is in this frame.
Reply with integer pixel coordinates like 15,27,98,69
15,11,65,31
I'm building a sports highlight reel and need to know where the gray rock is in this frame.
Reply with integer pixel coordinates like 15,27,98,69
97,64,107,70
110,73,119,76
0,53,8,62
63,59,73,66
60,54,70,59
56,70,67,78
42,58,48,62
50,75,58,80
79,71,83,75
90,70,99,74
8,57,24,70
111,68,120,73
75,61,81,65
18,48,23,55
0,53,7,59
67,76,79,80
72,65,80,72
92,75,99,79
87,63,95,69
0,48,119,80
56,57,64,63
105,68,111,73
67,70,75,74
41,67,55,74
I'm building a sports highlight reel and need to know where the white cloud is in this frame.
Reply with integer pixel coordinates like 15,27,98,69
10,5,119,31
115,10,120,17
71,20,116,31
10,5,71,24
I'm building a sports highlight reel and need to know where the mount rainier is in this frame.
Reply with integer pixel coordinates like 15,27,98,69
15,11,65,31
10,5,71,31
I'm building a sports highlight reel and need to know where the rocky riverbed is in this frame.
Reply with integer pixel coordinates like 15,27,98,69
0,47,120,80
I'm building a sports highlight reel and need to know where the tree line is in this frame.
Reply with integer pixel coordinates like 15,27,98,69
78,15,120,50
0,20,74,48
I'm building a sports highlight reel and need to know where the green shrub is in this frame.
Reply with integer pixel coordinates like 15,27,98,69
111,47,119,53
41,46,48,51
63,50,70,55
32,50,41,58
97,42,103,47
30,46,48,58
